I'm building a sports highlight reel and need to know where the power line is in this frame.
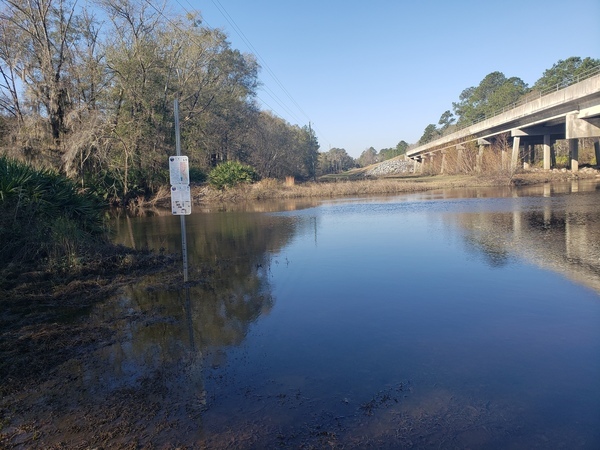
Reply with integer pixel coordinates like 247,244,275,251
140,0,280,113
182,0,332,146
209,0,310,120
143,0,331,146
171,0,300,121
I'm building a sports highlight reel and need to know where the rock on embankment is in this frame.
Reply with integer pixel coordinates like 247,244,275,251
528,166,600,176
363,159,415,177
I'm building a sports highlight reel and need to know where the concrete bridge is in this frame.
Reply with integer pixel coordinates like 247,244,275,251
406,68,600,173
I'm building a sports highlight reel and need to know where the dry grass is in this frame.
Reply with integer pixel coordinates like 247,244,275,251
190,174,508,205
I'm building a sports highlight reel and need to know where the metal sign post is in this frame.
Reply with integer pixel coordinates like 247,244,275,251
171,99,190,282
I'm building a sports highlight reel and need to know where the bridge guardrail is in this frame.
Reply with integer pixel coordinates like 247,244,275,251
437,65,600,139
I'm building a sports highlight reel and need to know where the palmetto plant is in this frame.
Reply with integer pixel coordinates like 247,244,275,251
208,161,259,190
0,156,106,269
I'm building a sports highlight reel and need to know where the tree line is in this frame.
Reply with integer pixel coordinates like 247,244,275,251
317,141,411,175
1,2,598,195
320,57,600,174
0,0,319,203
417,57,600,145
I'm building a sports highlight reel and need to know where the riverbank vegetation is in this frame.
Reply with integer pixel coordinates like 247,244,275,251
1,1,599,208
0,0,319,206
0,156,175,294
0,156,104,275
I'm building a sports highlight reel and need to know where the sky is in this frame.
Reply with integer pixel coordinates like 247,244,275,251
177,0,600,157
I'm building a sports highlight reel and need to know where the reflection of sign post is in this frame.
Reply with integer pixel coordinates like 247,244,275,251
173,99,189,282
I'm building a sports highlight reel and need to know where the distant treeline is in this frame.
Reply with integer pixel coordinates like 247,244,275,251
327,57,600,173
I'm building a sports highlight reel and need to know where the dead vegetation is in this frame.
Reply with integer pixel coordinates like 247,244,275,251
187,174,508,206
0,247,178,396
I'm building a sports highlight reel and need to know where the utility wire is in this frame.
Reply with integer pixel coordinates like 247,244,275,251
170,0,299,121
209,0,310,120
140,0,291,121
144,0,331,147
187,0,331,146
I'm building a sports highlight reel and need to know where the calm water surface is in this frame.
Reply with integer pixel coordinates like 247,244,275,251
104,181,600,448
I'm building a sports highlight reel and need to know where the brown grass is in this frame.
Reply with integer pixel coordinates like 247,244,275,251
190,174,509,205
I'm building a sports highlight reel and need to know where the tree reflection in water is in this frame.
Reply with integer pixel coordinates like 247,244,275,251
5,182,599,449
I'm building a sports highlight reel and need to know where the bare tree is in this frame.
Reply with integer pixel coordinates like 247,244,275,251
0,0,105,174
2,0,78,143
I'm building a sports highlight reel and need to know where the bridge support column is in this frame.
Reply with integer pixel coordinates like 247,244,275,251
511,137,520,171
543,134,551,170
569,139,579,172
440,151,447,174
595,140,600,167
456,145,464,173
523,144,532,169
476,139,490,173
476,146,484,173
414,157,422,173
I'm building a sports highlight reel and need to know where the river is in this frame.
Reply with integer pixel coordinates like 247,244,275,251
97,180,600,447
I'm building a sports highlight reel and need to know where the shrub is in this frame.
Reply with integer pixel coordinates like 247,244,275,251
0,156,106,271
208,161,259,190
554,155,569,168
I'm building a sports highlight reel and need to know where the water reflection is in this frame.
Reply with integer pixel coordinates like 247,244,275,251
444,182,600,293
110,211,312,353
17,180,600,448
28,211,316,446
105,180,600,447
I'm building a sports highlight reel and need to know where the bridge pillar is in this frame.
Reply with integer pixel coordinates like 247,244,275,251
569,139,579,172
476,146,484,172
511,136,520,171
414,157,422,173
523,144,533,169
594,140,600,167
476,139,490,173
543,134,551,170
456,144,465,173
440,151,447,174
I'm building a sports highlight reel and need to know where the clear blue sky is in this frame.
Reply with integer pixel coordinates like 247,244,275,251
180,0,600,157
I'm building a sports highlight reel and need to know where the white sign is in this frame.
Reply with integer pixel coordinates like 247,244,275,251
169,156,190,185
171,184,191,215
